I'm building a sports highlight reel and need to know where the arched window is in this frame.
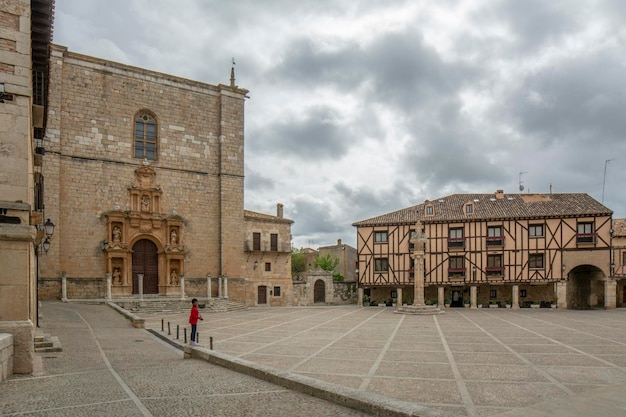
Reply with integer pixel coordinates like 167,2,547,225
134,112,157,160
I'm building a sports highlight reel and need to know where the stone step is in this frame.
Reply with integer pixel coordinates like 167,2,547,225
394,305,445,315
117,298,248,314
34,335,63,353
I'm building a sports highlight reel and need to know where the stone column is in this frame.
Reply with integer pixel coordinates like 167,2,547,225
61,271,68,302
604,279,617,309
218,276,223,298
512,284,520,309
105,273,112,301
396,287,403,306
138,274,144,301
470,285,477,309
223,275,228,299
357,287,363,306
556,281,567,309
180,275,185,300
410,220,428,307
438,286,445,308
206,274,212,299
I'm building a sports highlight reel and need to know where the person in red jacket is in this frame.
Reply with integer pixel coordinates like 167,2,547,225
188,298,203,345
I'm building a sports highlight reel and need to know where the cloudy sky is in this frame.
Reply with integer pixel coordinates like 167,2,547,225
53,0,626,248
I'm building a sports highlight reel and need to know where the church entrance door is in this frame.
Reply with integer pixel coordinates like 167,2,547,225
132,239,159,294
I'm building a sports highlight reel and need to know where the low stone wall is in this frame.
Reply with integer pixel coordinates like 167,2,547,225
39,278,61,300
332,281,357,304
293,271,357,305
39,277,103,300
0,321,33,374
0,333,13,382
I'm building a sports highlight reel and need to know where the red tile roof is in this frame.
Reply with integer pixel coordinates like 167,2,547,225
613,218,626,237
352,192,612,227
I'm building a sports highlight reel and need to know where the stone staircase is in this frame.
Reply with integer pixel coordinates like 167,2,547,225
116,298,247,314
34,331,62,353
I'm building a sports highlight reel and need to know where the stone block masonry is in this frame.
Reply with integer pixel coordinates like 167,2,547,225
37,44,294,306
0,333,13,382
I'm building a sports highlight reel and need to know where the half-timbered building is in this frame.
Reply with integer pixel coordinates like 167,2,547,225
353,190,615,309
612,218,626,306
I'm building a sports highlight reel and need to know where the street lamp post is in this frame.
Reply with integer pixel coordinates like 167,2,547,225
36,218,55,327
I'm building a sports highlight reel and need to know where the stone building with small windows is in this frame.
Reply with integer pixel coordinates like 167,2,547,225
36,44,294,306
318,239,358,281
0,0,54,376
353,190,615,310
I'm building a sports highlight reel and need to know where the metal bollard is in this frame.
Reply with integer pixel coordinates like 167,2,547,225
196,332,199,344
167,322,171,336
210,336,213,350
161,319,164,332
176,325,179,340
184,327,187,343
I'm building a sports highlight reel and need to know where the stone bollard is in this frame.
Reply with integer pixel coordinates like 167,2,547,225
138,274,144,301
106,272,112,301
180,275,185,300
206,274,212,299
61,271,68,302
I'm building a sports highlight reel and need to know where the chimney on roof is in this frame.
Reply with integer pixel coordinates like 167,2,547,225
495,190,505,199
337,239,342,245
277,203,283,218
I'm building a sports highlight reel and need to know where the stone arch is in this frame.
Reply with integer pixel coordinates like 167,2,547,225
567,264,606,309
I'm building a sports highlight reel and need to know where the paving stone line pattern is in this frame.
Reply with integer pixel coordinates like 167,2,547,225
142,305,626,417
0,303,373,417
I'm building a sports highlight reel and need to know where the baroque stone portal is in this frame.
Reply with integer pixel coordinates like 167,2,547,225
103,166,187,297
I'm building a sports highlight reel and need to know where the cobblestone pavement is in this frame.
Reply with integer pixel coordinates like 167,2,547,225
0,303,374,417
142,304,626,417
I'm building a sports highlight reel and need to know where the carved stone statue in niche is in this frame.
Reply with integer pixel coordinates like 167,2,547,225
113,267,122,285
112,226,122,242
170,228,178,244
170,268,179,285
141,195,150,212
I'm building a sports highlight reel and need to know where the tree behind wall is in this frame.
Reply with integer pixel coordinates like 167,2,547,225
314,253,340,273
291,248,306,276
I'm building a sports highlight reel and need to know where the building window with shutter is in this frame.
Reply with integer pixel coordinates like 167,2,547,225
253,232,261,251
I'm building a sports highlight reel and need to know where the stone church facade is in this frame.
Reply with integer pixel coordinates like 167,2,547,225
37,45,293,306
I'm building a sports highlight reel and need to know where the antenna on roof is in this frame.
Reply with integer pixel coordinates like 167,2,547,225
602,159,614,203
518,172,527,192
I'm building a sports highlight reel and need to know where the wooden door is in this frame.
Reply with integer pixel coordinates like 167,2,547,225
132,239,159,294
314,280,325,303
258,285,267,304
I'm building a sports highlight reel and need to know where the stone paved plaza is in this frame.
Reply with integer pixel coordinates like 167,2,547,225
3,303,626,416
144,305,626,416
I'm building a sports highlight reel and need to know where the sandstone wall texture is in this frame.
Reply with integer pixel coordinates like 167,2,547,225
38,45,292,306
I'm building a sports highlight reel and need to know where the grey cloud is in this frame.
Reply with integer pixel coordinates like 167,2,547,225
244,165,276,192
497,51,626,147
290,197,338,236
489,0,580,52
248,106,352,159
270,29,479,112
